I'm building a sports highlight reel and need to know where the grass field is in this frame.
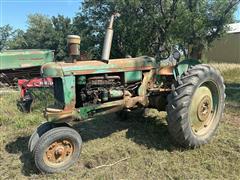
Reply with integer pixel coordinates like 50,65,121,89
0,64,239,179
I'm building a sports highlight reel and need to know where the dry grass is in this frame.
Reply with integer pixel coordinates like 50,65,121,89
210,63,240,71
0,65,239,179
210,63,240,84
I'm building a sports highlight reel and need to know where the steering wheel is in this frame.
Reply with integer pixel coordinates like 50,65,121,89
150,42,170,60
158,47,170,60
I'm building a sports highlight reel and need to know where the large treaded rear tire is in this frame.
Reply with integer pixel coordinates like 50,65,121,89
167,64,225,148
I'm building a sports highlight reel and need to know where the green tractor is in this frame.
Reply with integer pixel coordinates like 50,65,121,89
29,14,225,173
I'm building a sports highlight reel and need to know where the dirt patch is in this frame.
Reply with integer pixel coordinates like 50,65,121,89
224,113,240,128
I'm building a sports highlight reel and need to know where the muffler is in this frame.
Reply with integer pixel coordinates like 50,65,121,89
101,13,120,62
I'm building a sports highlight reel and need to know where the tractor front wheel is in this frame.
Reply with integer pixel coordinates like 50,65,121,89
28,122,55,152
167,64,225,148
33,126,82,173
28,122,70,152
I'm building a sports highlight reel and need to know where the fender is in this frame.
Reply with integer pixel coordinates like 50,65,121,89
173,59,201,80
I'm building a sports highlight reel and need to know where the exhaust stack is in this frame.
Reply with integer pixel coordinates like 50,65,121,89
101,13,120,62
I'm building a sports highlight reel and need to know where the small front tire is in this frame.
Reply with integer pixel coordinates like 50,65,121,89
28,122,70,152
33,126,82,173
28,122,54,152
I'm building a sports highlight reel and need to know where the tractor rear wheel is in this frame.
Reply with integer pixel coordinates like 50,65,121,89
167,64,225,148
33,126,82,173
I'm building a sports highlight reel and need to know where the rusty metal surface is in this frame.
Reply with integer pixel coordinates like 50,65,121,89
0,66,41,86
148,87,171,92
197,95,212,122
41,56,156,77
159,66,174,75
67,35,81,58
124,96,146,108
138,70,155,97
43,139,74,166
44,108,78,122
0,49,53,70
45,92,150,123
0,49,54,86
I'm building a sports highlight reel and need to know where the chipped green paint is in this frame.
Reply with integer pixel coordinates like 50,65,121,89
76,76,86,85
79,106,96,119
41,56,156,77
173,59,201,79
44,56,205,123
124,71,142,83
62,76,75,104
47,110,80,123
78,100,123,120
0,49,53,70
41,62,64,77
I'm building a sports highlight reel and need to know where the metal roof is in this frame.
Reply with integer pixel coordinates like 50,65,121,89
227,23,240,34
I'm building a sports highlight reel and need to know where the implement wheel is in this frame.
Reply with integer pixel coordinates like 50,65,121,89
167,64,225,148
34,126,82,173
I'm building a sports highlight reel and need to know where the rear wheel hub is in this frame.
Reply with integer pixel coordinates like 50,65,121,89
197,95,212,122
189,85,217,135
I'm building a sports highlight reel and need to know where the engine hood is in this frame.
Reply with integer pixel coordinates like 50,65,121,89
41,56,156,77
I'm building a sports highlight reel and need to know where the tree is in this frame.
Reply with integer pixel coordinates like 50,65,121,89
24,14,55,49
72,3,109,59
24,14,74,60
73,0,163,58
4,0,239,60
51,15,73,60
0,25,14,51
170,0,240,59
7,29,28,49
8,14,74,60
74,0,239,59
